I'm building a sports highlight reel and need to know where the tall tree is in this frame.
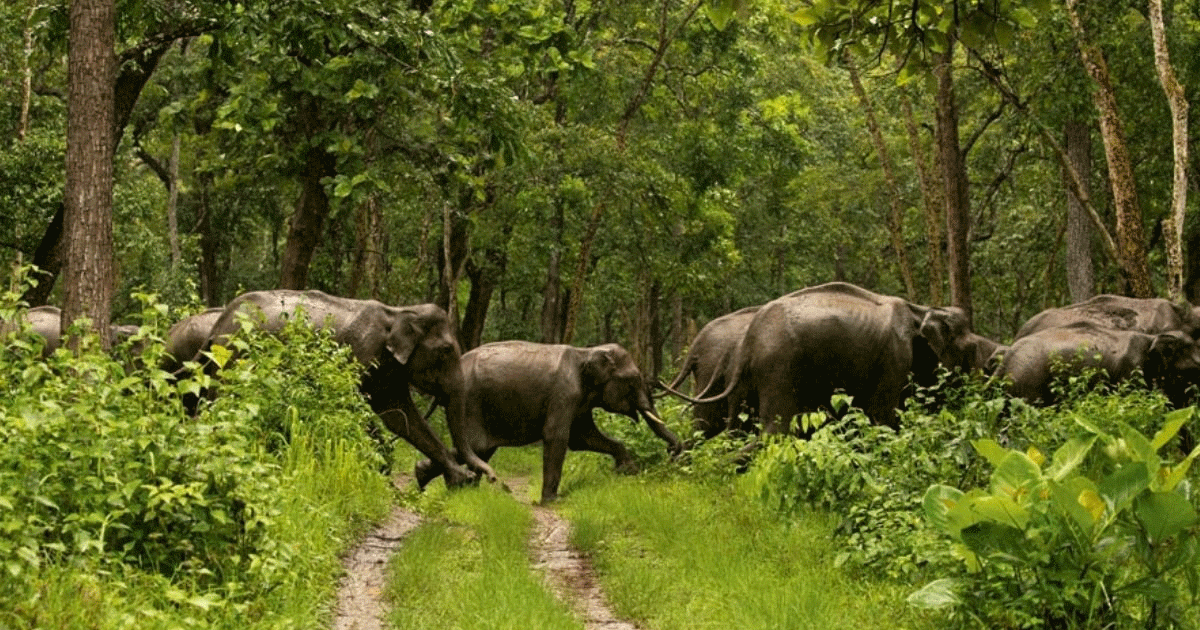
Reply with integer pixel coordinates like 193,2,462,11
1063,119,1094,302
1148,0,1188,301
1063,0,1153,297
61,0,115,344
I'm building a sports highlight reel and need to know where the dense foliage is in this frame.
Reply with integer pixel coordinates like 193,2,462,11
0,288,392,628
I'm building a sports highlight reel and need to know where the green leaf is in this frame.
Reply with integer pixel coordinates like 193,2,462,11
791,7,819,27
1099,462,1153,513
965,494,1030,529
991,451,1042,500
1119,422,1158,464
907,578,963,609
705,0,736,30
1152,408,1193,450
1134,491,1198,543
1047,434,1096,481
971,438,1008,468
923,484,966,535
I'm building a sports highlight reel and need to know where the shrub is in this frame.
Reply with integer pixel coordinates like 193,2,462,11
912,410,1200,628
0,291,389,625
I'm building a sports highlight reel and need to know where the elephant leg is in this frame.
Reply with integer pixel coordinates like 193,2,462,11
375,395,474,489
757,386,800,435
569,416,636,473
415,446,495,490
540,438,570,504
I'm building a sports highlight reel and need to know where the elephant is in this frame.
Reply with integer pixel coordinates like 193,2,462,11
1015,295,1200,341
413,340,683,503
201,289,480,488
688,282,1000,432
665,305,761,439
162,307,225,373
993,321,1200,406
0,305,140,357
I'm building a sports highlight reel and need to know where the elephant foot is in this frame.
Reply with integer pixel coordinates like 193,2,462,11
442,463,477,489
614,459,639,475
414,458,442,489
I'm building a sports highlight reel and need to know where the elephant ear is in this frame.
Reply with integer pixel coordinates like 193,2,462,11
383,309,424,366
582,346,618,388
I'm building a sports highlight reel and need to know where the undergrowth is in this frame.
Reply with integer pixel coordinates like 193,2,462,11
0,290,393,629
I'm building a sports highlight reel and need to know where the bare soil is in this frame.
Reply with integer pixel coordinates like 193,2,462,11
331,506,422,630
331,476,638,630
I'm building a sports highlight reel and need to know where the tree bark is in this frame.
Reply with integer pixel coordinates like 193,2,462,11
540,198,566,343
933,48,972,324
167,134,182,267
563,202,603,345
901,91,944,305
846,54,915,298
23,34,177,306
62,0,116,346
1065,0,1153,297
1064,120,1094,302
19,2,36,143
278,106,337,290
1149,0,1189,301
196,174,221,306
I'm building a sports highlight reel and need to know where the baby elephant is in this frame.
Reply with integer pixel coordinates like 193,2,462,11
416,341,683,503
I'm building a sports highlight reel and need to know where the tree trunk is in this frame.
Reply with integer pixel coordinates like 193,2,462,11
1149,0,1189,301
167,134,182,267
563,202,603,345
1065,0,1153,297
1064,120,1095,302
62,0,116,346
196,175,221,306
540,199,566,343
901,92,944,305
933,48,973,324
23,35,174,306
461,255,502,352
19,2,36,143
847,54,915,298
278,140,337,289
348,193,385,300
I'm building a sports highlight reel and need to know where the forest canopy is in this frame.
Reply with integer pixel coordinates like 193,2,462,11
4,0,1200,377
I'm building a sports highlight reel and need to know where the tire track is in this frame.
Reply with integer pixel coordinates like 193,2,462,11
332,482,422,630
520,480,640,630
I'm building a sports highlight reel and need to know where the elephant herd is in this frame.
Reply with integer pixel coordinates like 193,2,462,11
668,283,1200,440
6,282,1200,502
2,290,682,503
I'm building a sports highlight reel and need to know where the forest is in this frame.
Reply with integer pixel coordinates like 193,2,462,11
8,0,1200,370
4,1,1200,629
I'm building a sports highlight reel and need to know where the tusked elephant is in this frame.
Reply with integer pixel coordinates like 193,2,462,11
162,307,225,373
993,321,1200,406
687,282,1000,432
201,290,480,488
1015,295,1200,340
664,305,761,439
414,340,683,504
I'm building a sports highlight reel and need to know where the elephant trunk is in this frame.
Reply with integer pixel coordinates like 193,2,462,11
640,406,683,456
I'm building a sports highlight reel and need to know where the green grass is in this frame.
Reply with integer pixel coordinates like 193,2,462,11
385,486,581,630
560,466,939,630
383,435,938,630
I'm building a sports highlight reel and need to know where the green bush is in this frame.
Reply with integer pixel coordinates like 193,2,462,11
0,291,391,627
912,411,1200,628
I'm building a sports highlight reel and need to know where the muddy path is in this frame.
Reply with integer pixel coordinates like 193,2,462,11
331,504,422,630
331,477,638,630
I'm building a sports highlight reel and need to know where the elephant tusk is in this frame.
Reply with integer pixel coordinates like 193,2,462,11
643,410,666,426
